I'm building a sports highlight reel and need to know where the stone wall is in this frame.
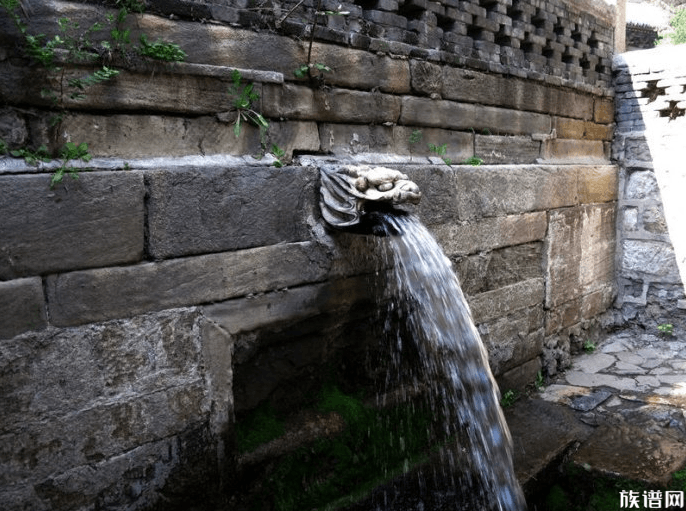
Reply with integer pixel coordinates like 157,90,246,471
0,0,618,509
612,44,686,332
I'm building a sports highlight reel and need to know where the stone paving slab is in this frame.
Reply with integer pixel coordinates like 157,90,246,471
517,326,686,488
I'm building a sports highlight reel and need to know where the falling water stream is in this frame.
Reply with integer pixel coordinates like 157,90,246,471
373,212,527,511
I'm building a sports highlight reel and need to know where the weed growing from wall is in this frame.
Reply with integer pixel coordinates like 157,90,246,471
659,8,686,45
0,0,186,186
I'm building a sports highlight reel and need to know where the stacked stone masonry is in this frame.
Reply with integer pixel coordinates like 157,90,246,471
612,45,686,331
131,0,616,94
0,0,619,509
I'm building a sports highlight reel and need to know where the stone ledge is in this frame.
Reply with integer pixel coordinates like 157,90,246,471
45,242,332,327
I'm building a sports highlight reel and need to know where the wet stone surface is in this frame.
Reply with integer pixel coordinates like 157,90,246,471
535,326,686,485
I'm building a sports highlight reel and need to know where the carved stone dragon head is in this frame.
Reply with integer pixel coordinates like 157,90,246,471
319,164,421,229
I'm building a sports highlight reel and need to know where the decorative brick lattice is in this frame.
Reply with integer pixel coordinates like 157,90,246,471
180,0,615,92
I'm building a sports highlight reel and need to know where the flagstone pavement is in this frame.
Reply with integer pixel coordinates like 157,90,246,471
507,326,686,492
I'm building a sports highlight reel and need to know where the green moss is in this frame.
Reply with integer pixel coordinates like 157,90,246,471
248,387,434,511
235,403,285,453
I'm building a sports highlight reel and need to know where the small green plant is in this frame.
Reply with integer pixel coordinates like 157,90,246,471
11,145,52,166
409,129,423,145
227,69,269,139
270,144,286,167
137,34,187,62
294,62,331,78
50,142,93,188
68,66,120,100
534,370,545,390
463,156,484,166
659,7,686,45
0,139,8,155
583,340,596,353
500,389,519,408
428,142,452,165
658,323,675,336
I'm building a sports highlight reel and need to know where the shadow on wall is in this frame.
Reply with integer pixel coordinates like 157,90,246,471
613,44,686,330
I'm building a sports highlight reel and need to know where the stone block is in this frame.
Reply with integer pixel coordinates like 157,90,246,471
553,118,613,141
203,276,372,335
454,242,544,296
479,304,545,375
55,114,263,158
263,84,402,124
0,107,28,147
430,212,548,257
621,240,681,282
0,310,204,432
447,165,579,220
577,165,618,203
625,170,660,200
1,384,207,488
410,59,443,96
468,278,546,324
0,172,144,279
146,166,315,259
399,97,551,136
542,139,608,163
496,357,542,391
0,278,47,340
594,97,614,124
474,135,541,164
200,318,234,443
545,204,616,309
46,242,332,327
441,67,594,119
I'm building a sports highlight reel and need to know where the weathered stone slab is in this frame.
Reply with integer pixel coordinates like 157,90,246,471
431,212,548,257
441,67,595,120
0,309,203,431
454,242,544,296
46,242,331,326
406,165,579,223
577,165,618,203
553,118,614,141
0,278,47,340
545,204,616,309
621,240,681,282
399,97,551,135
468,278,546,324
263,84,401,124
0,384,207,488
203,276,372,335
0,172,144,279
496,357,542,392
625,170,660,199
594,97,615,124
146,166,315,259
449,166,578,220
474,135,541,164
543,139,608,163
479,304,545,375
54,115,319,159
318,124,473,160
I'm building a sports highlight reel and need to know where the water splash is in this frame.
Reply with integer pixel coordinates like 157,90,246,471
374,213,526,511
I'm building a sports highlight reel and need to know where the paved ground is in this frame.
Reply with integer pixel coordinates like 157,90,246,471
508,326,686,495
